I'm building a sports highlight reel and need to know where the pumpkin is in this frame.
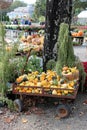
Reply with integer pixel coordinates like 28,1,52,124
16,76,23,83
57,92,62,96
72,32,78,37
78,30,83,36
72,31,83,37
62,66,68,71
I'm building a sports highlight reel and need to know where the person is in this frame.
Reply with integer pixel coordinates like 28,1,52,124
21,17,25,25
28,18,32,25
13,19,18,25
25,18,31,25
25,19,29,25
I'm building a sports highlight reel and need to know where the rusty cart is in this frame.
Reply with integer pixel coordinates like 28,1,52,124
12,81,79,118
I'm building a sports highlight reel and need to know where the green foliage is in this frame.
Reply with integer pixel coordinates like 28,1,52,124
25,55,43,73
7,0,27,12
33,0,46,21
30,49,43,57
0,12,9,22
39,16,45,22
72,41,81,45
38,30,45,35
46,59,56,70
56,23,76,74
0,97,14,110
73,0,87,16
0,23,19,95
75,58,86,92
74,0,87,10
30,50,38,56
55,23,86,91
0,23,16,110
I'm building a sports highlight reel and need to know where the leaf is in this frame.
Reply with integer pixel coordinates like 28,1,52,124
22,118,28,123
55,115,61,120
79,111,84,116
4,115,15,123
83,100,87,105
30,107,45,115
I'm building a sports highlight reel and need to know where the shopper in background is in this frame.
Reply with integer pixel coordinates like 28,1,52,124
21,17,25,25
25,18,31,25
13,19,18,25
28,18,32,25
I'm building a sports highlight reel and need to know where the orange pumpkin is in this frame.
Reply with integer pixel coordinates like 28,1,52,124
16,76,23,83
72,32,78,37
62,66,68,71
78,31,83,36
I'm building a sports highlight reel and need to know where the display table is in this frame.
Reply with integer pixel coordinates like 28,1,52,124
72,36,84,45
5,24,45,39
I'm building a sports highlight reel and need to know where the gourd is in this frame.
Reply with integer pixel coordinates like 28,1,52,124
72,30,84,37
52,89,57,95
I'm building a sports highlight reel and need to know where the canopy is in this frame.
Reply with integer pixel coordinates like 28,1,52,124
78,10,87,18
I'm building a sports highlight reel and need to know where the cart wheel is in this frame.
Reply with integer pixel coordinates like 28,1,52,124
56,104,70,118
14,99,23,112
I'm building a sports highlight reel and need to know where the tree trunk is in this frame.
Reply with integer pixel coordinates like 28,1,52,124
43,0,72,69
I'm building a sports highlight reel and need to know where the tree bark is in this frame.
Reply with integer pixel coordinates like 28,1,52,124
43,0,72,69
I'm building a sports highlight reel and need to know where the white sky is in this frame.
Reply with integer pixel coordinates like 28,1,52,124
20,0,36,4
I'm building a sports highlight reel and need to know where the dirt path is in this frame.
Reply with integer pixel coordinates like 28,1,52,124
0,93,87,130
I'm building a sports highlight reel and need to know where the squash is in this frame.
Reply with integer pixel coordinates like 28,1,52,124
57,92,62,96
40,75,46,81
63,90,68,95
52,89,57,95
26,90,32,93
34,89,39,93
16,76,23,83
62,66,68,71
41,80,47,86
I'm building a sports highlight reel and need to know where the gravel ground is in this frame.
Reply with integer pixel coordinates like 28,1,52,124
0,45,87,130
0,93,87,130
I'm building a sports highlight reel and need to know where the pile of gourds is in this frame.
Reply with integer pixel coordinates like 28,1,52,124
14,68,79,96
71,30,84,37
18,34,44,53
